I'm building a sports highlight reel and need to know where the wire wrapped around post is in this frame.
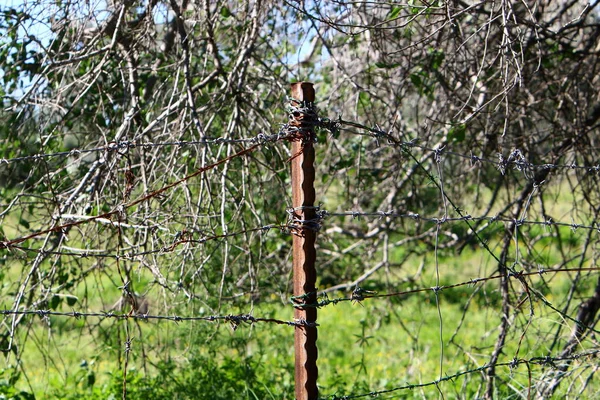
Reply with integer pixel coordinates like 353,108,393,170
289,82,318,400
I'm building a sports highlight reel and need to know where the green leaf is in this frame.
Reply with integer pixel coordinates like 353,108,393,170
388,6,401,20
66,295,78,306
50,295,61,310
448,124,466,142
358,91,370,104
410,73,423,89
374,62,399,69
220,6,232,18
429,49,445,70
86,371,95,387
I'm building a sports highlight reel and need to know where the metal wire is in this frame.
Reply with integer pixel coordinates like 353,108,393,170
8,224,286,259
321,209,599,232
0,129,293,164
324,118,600,173
0,309,316,327
326,348,600,399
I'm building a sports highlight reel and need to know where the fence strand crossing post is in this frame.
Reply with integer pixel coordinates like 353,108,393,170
290,82,318,400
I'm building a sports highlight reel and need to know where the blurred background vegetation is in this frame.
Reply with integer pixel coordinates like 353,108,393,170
1,0,600,398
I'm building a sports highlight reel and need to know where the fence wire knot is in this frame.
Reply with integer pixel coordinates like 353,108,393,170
409,212,420,220
291,291,318,309
469,278,482,286
470,151,482,165
514,218,525,227
124,337,133,353
351,286,376,303
286,206,324,236
571,220,580,231
287,97,318,143
509,357,519,370
318,115,341,136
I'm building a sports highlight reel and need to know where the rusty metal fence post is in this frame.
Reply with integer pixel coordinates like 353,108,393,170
289,82,318,400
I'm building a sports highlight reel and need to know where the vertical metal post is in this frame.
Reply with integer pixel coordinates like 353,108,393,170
290,82,318,400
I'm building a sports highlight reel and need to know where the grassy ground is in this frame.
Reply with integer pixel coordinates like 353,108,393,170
2,178,598,399
6,256,596,399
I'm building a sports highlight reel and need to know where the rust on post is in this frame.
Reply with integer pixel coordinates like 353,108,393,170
290,82,318,400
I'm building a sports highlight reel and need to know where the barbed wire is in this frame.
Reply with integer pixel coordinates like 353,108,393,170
288,205,599,234
4,207,597,259
320,117,600,174
325,348,600,399
321,209,600,232
0,131,291,165
8,115,600,174
0,98,318,165
0,309,315,328
8,207,596,260
295,267,600,336
7,223,287,259
293,267,600,309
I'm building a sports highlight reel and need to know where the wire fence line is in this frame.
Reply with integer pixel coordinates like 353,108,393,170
4,114,600,174
320,209,600,232
325,118,600,174
3,209,597,259
0,309,315,327
326,348,600,400
3,94,600,399
295,267,600,308
293,267,600,339
5,224,286,259
0,131,293,164
0,99,321,165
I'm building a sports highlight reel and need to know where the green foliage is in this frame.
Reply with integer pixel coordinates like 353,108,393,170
0,367,35,399
448,123,466,143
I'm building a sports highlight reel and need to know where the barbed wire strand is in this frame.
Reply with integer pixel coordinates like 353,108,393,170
325,348,600,399
9,209,596,261
7,224,287,259
320,209,599,232
298,267,599,307
0,131,291,165
0,309,316,327
5,117,600,174
0,144,260,249
0,98,315,165
294,267,600,335
320,117,600,174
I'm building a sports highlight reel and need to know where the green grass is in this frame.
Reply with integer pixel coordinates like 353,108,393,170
2,177,598,399
5,268,597,400
3,226,597,399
